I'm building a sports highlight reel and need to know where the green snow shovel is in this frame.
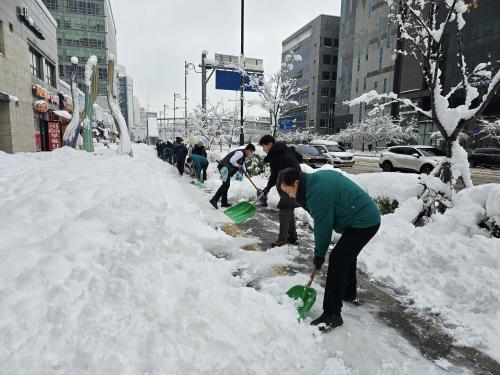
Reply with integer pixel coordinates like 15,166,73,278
223,173,264,224
191,180,204,188
286,269,318,319
224,201,257,224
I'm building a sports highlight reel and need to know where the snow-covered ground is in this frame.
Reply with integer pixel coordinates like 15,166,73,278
202,152,500,363
0,144,465,374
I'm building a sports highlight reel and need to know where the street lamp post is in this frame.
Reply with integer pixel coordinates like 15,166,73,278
185,61,202,139
239,0,245,146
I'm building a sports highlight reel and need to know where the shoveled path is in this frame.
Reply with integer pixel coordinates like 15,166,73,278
232,208,499,375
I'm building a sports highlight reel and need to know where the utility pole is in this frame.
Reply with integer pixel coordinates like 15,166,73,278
239,0,245,146
173,93,177,135
201,51,207,111
164,104,167,138
184,61,188,138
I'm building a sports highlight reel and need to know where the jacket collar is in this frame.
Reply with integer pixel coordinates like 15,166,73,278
295,172,308,211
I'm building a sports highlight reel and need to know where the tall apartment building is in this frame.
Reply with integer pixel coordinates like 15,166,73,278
41,0,117,108
280,15,340,133
116,64,133,128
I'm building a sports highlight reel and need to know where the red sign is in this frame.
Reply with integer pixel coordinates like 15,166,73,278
34,131,42,152
48,122,61,150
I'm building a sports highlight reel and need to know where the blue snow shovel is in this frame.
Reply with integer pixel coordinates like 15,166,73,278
286,269,318,319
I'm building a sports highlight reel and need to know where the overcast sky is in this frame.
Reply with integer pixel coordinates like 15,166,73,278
110,0,341,117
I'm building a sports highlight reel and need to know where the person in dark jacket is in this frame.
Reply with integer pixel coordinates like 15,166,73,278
163,141,174,163
192,141,208,158
278,168,381,332
156,139,164,158
173,137,188,176
209,144,256,209
259,135,302,247
188,154,209,181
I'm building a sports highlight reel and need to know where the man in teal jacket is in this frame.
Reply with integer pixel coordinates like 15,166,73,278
278,168,381,332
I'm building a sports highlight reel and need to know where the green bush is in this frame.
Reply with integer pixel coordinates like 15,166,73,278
245,155,270,177
373,196,399,215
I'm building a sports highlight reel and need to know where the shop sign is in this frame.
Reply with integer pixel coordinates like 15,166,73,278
19,7,45,40
48,122,62,150
33,84,59,105
34,100,48,113
34,131,42,152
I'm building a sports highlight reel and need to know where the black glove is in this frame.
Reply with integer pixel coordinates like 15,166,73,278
313,256,325,270
261,187,270,196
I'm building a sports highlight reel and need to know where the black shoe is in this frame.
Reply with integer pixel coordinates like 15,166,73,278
288,239,299,246
271,240,287,248
310,312,343,332
343,296,361,306
209,199,218,210
221,202,232,208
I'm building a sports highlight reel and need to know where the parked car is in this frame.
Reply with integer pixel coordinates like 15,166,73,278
291,144,330,168
310,144,335,165
310,139,355,167
468,148,500,168
379,145,446,174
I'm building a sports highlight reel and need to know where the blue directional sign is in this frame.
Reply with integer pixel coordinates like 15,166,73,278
215,70,259,92
279,119,295,129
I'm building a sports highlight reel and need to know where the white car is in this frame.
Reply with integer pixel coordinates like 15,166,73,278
379,145,446,174
310,140,355,167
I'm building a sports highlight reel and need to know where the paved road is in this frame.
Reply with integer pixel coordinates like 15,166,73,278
339,158,500,185
235,209,499,374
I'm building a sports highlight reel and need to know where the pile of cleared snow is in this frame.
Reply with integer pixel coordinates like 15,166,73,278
0,146,351,374
360,183,500,361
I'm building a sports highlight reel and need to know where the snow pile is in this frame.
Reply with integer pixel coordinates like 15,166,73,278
70,56,78,65
360,183,500,360
0,145,352,374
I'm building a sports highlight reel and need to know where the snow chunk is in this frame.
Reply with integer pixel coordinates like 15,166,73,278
84,55,98,87
70,56,78,64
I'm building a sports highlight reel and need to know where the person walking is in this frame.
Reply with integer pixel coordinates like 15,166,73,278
188,153,209,182
173,137,188,176
278,168,381,332
209,144,256,209
258,135,302,247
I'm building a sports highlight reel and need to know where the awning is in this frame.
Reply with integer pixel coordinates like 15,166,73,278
53,110,72,120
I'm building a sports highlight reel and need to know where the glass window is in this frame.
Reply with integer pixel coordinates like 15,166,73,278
320,119,327,128
323,55,332,65
321,87,329,97
374,81,378,90
418,148,445,156
320,104,328,113
356,78,359,93
334,39,339,48
363,76,367,90
0,21,4,55
368,0,373,16
322,71,331,80
45,60,56,87
324,38,333,47
365,46,369,61
332,72,337,80
379,48,384,70
30,48,42,79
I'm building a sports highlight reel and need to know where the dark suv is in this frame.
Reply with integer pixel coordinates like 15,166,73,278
291,144,329,168
468,148,500,168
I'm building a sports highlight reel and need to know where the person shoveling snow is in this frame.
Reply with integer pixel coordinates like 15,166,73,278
279,168,381,332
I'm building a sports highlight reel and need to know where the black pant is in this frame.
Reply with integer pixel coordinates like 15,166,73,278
323,224,380,315
278,208,297,242
212,178,231,205
176,158,185,175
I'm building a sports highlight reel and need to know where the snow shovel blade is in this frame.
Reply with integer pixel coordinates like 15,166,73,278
191,180,204,188
286,285,317,319
224,201,256,224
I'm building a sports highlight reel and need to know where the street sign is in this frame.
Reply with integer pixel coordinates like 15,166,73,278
279,119,295,129
215,54,264,72
215,70,259,92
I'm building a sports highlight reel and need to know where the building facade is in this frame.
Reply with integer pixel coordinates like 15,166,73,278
348,0,397,125
116,64,133,128
41,0,117,107
280,15,340,134
0,0,65,152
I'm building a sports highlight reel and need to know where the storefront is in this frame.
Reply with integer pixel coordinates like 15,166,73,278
32,84,73,151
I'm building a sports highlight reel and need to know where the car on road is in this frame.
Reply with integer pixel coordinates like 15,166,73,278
379,145,446,174
310,139,355,167
291,144,330,169
468,148,500,168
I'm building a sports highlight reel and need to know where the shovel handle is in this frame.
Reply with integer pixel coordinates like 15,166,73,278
306,269,317,287
245,173,260,192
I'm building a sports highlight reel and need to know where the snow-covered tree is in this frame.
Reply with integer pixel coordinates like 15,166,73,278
190,101,235,151
244,52,302,137
331,113,416,149
350,0,500,188
276,128,319,144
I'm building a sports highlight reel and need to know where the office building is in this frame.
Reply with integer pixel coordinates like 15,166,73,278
41,0,117,107
280,15,340,133
116,64,134,128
